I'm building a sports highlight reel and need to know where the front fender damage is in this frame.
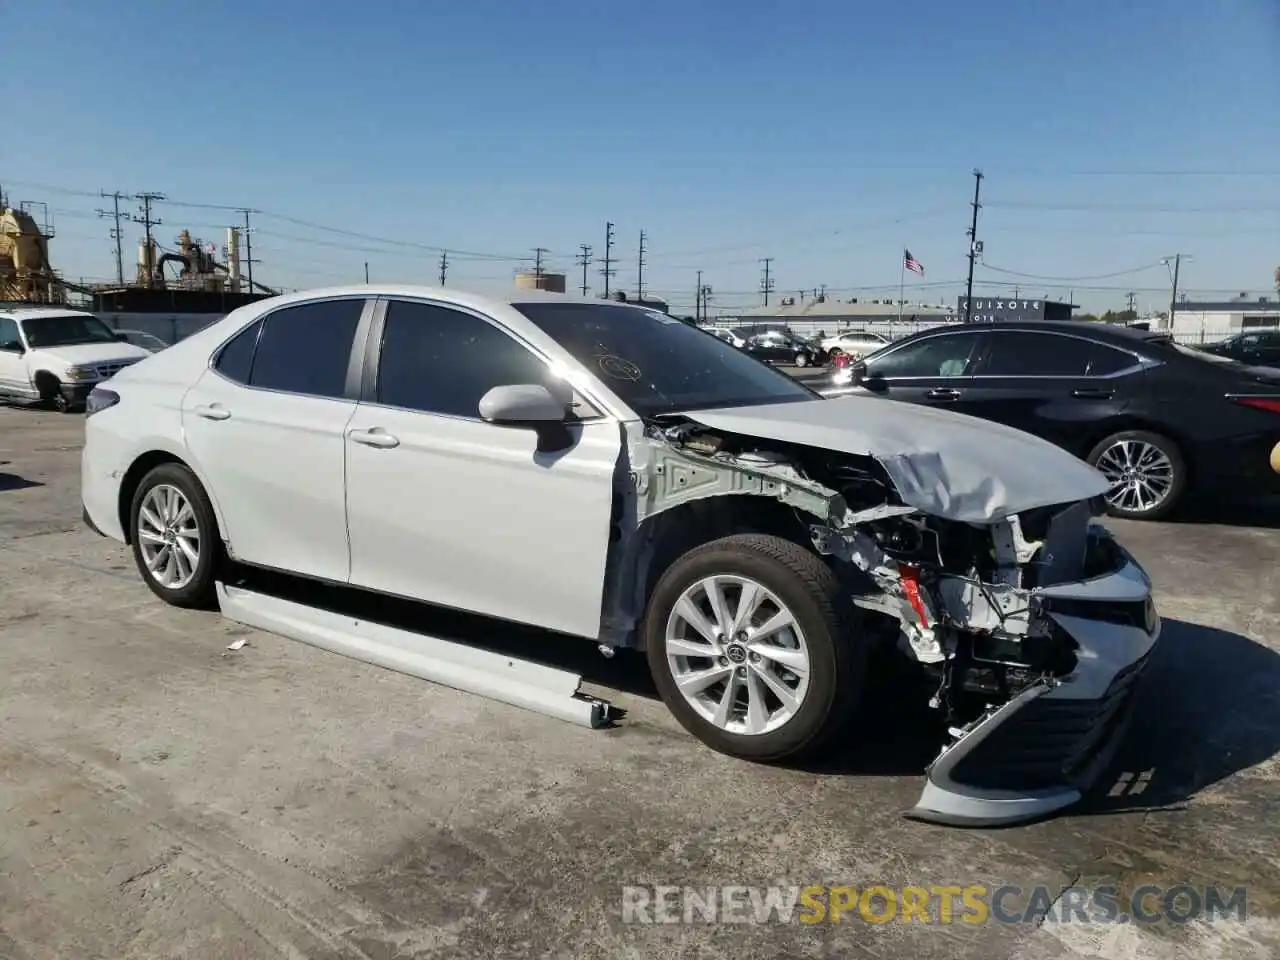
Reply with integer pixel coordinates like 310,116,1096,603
599,418,1153,826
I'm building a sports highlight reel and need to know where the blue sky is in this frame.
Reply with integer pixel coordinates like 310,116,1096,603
6,0,1278,313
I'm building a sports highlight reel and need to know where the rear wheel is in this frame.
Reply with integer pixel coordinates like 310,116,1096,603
644,534,866,762
1086,430,1186,521
129,462,221,608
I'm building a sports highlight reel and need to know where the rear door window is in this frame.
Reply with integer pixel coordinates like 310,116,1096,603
976,331,1095,377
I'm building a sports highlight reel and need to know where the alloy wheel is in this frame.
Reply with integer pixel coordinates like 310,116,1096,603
137,484,201,589
664,575,811,736
1095,439,1175,515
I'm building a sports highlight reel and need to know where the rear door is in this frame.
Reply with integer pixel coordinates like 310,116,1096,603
858,329,985,408
343,297,621,639
181,297,371,582
952,329,1140,454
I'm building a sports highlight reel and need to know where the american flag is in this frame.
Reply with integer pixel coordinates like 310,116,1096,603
903,249,924,276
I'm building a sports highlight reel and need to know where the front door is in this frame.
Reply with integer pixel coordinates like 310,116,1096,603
857,329,985,409
344,298,620,639
0,317,31,398
180,298,369,582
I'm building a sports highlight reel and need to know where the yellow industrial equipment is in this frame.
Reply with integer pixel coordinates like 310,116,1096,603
0,205,66,303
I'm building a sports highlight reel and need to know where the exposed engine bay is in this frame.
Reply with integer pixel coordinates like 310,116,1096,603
601,414,1139,738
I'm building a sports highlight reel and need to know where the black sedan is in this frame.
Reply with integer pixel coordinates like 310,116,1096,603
828,321,1280,520
1198,329,1280,366
742,331,826,367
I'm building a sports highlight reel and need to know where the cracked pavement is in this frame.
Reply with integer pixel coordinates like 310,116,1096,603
1,405,1277,958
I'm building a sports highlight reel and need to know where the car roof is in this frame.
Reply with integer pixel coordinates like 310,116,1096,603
0,305,98,321
902,320,1172,345
246,284,663,317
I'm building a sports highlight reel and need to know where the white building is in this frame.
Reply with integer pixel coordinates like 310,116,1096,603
1151,294,1279,343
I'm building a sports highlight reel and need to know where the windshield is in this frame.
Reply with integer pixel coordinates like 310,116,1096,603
20,314,118,348
512,302,816,417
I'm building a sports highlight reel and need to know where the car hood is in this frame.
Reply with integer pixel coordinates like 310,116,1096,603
34,342,151,366
678,396,1111,523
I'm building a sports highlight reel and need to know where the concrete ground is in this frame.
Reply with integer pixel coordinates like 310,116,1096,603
1,406,1277,959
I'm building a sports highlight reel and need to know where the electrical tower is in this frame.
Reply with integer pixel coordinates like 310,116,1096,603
636,230,647,299
576,244,592,296
759,258,775,306
132,192,165,288
439,251,449,286
96,191,131,286
600,222,616,297
962,169,984,323
533,247,548,279
239,209,260,291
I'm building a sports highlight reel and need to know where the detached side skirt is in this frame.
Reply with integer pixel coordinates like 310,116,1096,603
216,583,613,729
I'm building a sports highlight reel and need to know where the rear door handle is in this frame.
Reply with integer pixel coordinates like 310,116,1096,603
1071,388,1114,399
925,388,961,401
348,427,400,449
193,403,231,421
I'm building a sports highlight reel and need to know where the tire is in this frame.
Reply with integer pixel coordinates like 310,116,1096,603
34,372,68,412
794,352,809,367
128,462,221,608
643,533,867,762
1085,429,1187,521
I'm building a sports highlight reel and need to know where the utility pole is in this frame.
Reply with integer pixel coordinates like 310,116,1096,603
533,247,548,279
695,270,703,323
96,191,130,286
636,230,647,299
1161,254,1190,328
963,168,984,323
759,257,775,306
438,251,448,286
1125,291,1137,319
702,284,713,319
364,262,370,283
132,192,165,288
600,222,616,297
576,244,592,296
239,209,259,291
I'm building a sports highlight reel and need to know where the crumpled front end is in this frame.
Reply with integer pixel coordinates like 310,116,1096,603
630,417,1159,826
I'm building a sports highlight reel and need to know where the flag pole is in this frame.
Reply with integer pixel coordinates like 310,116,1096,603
897,247,905,334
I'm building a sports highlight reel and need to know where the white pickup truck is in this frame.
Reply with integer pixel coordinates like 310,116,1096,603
0,307,151,412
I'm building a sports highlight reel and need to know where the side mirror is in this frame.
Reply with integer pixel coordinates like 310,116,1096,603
0,340,23,354
478,383,568,423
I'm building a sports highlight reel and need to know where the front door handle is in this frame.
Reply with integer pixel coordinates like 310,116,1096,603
193,403,231,421
349,427,400,449
925,388,961,401
1071,388,1114,399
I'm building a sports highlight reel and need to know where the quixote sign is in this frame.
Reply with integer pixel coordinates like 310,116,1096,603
958,297,1046,322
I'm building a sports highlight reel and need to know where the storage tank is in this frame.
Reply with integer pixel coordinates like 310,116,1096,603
514,271,566,294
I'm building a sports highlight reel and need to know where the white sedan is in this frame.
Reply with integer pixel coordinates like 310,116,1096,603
81,286,1160,825
820,330,890,359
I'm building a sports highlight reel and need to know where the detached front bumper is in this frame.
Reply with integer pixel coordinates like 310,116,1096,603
906,537,1160,827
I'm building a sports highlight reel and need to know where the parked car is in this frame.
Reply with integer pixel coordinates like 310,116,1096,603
82,286,1160,825
743,330,825,366
828,320,1280,520
820,330,890,359
114,329,171,353
703,327,746,348
1198,330,1280,367
0,307,152,412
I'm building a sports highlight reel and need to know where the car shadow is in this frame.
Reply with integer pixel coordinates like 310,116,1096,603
235,569,1278,798
1175,495,1280,531
0,473,44,492
1076,616,1280,816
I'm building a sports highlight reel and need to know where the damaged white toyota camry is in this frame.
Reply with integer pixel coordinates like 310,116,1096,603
81,287,1160,826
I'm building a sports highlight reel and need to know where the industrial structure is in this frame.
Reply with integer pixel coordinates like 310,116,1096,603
732,295,955,338
514,271,567,293
0,202,78,304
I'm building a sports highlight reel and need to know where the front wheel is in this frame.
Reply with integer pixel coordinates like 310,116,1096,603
794,352,809,367
129,462,222,608
1086,430,1186,521
643,534,867,762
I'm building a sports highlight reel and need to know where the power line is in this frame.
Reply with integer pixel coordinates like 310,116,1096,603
576,244,592,296
986,200,1280,214
758,257,774,306
600,222,616,297
980,260,1166,282
637,230,647,299
96,190,131,286
963,169,984,323
132,192,165,288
